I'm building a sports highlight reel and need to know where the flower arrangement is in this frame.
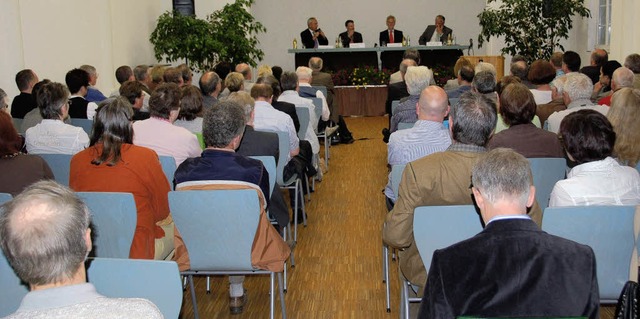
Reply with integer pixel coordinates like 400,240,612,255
431,64,455,87
330,66,392,86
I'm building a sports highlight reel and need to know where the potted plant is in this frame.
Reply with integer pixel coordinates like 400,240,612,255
477,0,590,61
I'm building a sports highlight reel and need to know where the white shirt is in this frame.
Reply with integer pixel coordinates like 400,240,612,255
546,99,609,133
133,117,201,167
549,157,640,207
253,100,300,163
530,89,552,105
298,82,330,121
25,119,89,155
278,91,320,154
69,95,98,120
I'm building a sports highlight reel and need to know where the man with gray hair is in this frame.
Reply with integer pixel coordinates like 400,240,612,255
384,91,543,294
598,66,635,106
418,148,599,318
300,17,328,49
390,66,433,133
389,49,421,84
0,180,163,318
309,57,338,124
624,53,640,89
79,64,107,103
546,72,609,133
278,71,320,156
199,71,222,109
536,75,569,125
510,58,534,88
386,59,416,121
235,63,254,93
296,66,331,127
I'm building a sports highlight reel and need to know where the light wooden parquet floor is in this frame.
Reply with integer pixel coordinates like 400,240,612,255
177,116,615,319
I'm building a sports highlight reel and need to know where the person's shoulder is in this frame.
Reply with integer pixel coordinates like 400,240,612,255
95,297,163,318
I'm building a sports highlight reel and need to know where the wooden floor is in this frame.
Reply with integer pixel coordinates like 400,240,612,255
177,116,615,319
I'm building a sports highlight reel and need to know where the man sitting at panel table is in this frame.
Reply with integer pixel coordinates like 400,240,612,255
417,148,599,319
0,180,163,318
418,15,453,45
300,17,328,49
338,19,363,48
379,15,403,46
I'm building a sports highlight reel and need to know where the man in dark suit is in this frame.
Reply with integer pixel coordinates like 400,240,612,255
580,48,608,85
338,20,363,48
379,15,403,46
418,148,599,319
10,69,39,119
418,15,453,45
300,17,328,49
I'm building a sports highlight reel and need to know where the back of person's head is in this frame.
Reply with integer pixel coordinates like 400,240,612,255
15,69,37,92
178,85,203,121
624,53,640,74
250,83,273,100
235,63,252,79
115,65,133,85
450,91,497,146
459,65,475,83
418,86,448,120
149,83,181,119
256,75,282,99
225,91,255,123
202,101,245,148
453,57,472,79
551,75,568,96
550,52,564,68
199,71,221,96
496,75,521,96
592,49,608,67
163,67,183,86
601,60,622,80
176,63,192,83
563,73,593,101
90,97,134,166
563,51,581,72
65,68,90,94
0,180,91,286
31,79,51,101
214,61,233,83
472,71,496,94
510,60,528,81
472,148,532,207
295,66,313,82
308,58,323,71
608,88,640,166
612,67,635,88
134,65,150,82
257,64,272,78
474,62,496,77
119,80,144,105
225,72,245,93
559,109,615,164
405,66,432,95
402,48,421,65
150,65,166,85
499,83,536,126
528,60,556,85
79,65,97,79
271,66,283,82
37,82,69,119
280,71,298,91
0,111,22,156
399,59,418,76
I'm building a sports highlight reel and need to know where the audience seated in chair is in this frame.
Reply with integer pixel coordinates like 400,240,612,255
79,64,107,103
10,69,38,119
173,86,204,134
70,97,174,260
65,68,99,119
199,71,221,109
550,109,640,207
390,66,433,133
0,180,163,318
119,80,150,121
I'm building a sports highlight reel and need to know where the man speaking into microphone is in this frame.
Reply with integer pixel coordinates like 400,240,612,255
301,17,328,49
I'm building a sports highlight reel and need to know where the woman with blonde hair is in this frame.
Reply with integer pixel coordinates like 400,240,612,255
257,64,272,78
608,87,640,166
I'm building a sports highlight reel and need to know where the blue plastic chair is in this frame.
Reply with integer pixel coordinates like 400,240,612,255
405,205,483,319
311,85,327,97
38,153,73,186
294,106,310,141
87,257,182,319
0,193,29,318
169,189,286,319
77,192,136,259
305,96,333,170
11,118,25,135
397,122,415,130
391,100,400,115
382,164,407,312
70,118,94,136
527,158,567,210
273,130,307,241
542,205,639,303
0,193,12,204
158,155,176,190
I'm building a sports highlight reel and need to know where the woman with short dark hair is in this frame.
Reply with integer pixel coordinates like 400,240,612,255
549,109,640,206
528,60,556,104
174,85,204,133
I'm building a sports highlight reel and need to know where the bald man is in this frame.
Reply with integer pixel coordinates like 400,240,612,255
384,86,452,209
235,63,254,93
580,48,608,85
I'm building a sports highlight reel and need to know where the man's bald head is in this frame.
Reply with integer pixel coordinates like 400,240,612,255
417,86,449,121
611,67,635,91
235,63,252,80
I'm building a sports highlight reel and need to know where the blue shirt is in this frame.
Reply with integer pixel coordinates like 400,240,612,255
86,87,107,103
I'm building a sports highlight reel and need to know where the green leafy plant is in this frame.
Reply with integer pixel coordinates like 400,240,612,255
477,0,590,61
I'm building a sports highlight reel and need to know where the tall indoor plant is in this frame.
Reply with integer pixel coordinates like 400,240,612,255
477,0,590,61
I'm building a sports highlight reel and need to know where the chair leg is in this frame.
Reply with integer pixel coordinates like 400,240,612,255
299,181,307,227
293,184,299,242
206,276,211,294
402,279,410,319
324,134,330,171
278,272,287,319
383,244,391,312
287,226,295,268
270,272,275,319
188,275,199,319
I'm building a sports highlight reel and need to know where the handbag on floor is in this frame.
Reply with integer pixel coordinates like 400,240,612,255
615,281,639,319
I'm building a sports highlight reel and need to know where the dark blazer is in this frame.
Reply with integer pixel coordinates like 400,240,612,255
300,29,328,49
418,218,599,319
68,97,89,119
272,100,300,133
386,81,409,116
338,31,363,48
379,29,403,45
580,65,601,85
418,25,453,45
10,92,37,119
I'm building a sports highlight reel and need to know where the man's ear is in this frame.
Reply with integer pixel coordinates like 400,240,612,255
472,187,484,211
84,228,92,254
526,185,536,208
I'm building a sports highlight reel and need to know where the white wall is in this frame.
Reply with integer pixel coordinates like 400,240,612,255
610,0,640,62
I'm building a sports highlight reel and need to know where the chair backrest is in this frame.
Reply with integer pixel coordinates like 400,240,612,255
0,249,29,317
194,132,205,150
77,192,137,258
308,97,322,128
271,130,296,186
0,193,12,204
158,155,176,190
169,189,260,271
294,106,310,140
249,156,276,197
390,164,406,198
312,85,327,97
87,257,182,319
636,162,640,174
527,158,566,210
38,153,73,186
11,118,24,135
542,205,639,303
413,205,483,273
397,122,415,130
391,100,400,115
70,118,94,136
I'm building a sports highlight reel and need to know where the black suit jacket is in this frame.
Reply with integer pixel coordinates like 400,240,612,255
338,31,363,48
10,92,37,119
386,81,410,116
300,29,328,49
418,25,453,45
379,29,403,46
272,100,300,133
418,219,599,319
580,65,601,85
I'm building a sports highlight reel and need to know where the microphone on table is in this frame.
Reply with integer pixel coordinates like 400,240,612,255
468,38,474,55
